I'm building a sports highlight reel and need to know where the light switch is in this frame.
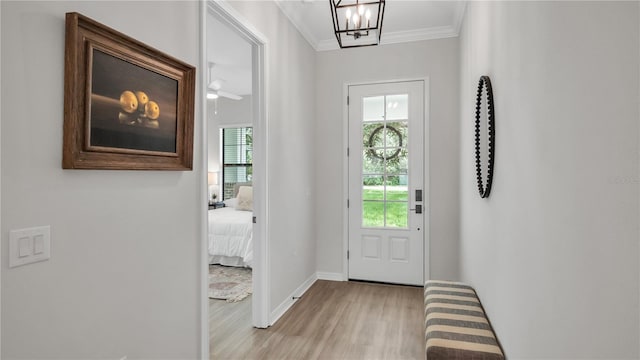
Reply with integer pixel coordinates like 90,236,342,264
33,234,44,255
9,226,51,268
18,237,32,257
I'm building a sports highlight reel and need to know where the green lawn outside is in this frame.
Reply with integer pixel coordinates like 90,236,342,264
362,187,408,228
363,188,408,201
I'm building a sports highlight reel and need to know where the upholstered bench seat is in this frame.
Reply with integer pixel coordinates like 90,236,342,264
425,280,504,360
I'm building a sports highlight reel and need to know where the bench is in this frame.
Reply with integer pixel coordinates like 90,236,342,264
424,280,505,360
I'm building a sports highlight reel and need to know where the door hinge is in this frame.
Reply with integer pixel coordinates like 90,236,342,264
347,199,350,208
347,96,350,105
253,216,257,224
347,147,350,156
347,250,350,259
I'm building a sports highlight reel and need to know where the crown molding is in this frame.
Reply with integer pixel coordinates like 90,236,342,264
275,0,467,52
382,25,460,45
274,0,321,51
453,1,468,34
316,25,459,52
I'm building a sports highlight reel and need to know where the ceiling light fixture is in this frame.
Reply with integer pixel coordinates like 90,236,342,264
330,0,385,49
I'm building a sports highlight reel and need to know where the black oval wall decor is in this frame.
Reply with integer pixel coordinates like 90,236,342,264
475,75,495,198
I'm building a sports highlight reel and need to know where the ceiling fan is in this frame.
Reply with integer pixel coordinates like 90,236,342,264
207,62,243,101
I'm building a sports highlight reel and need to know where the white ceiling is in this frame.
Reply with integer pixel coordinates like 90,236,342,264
207,14,253,96
276,0,467,51
206,1,466,96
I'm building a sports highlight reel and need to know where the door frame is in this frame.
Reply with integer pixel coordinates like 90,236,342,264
342,78,431,284
200,1,270,358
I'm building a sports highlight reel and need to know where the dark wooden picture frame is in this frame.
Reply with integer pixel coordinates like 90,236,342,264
63,12,195,170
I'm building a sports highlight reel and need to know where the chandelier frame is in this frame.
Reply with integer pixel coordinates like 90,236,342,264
330,0,386,49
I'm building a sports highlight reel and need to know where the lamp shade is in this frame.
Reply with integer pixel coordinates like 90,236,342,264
208,172,219,186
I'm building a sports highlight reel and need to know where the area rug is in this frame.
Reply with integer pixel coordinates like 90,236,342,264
209,265,252,302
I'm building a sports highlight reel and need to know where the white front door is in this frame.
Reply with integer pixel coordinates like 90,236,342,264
348,81,425,286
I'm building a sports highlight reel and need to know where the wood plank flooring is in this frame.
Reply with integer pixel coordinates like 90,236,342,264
210,280,425,360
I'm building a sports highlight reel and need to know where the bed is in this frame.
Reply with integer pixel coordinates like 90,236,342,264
208,185,253,268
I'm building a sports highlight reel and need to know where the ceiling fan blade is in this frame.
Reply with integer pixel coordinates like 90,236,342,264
208,79,224,91
207,63,239,100
218,91,243,101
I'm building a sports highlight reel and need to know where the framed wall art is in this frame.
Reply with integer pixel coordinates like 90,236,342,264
63,12,195,170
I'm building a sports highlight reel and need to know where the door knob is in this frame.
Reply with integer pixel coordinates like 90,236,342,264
409,205,422,214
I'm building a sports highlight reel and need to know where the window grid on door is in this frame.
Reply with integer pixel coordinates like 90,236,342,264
361,94,409,229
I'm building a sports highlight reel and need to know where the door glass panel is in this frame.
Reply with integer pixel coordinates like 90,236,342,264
363,122,385,148
386,202,408,228
386,94,408,120
385,176,408,201
384,125,403,147
361,94,410,229
363,176,384,201
363,122,386,174
363,150,385,174
386,150,408,175
382,147,402,162
363,96,384,121
363,201,384,227
387,121,408,148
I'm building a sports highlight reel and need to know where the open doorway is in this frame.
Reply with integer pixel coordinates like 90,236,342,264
202,2,269,358
206,11,254,351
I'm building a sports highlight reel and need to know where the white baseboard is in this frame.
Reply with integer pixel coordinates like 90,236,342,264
269,272,317,326
316,272,345,281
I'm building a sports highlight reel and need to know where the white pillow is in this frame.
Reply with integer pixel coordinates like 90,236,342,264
224,197,238,208
236,186,253,211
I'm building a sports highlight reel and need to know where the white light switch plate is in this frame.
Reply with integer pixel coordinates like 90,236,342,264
33,234,45,254
9,226,51,268
18,237,31,257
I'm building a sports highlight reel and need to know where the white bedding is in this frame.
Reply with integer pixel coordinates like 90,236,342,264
208,207,253,268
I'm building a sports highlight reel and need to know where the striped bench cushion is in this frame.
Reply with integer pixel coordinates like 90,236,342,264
425,280,504,360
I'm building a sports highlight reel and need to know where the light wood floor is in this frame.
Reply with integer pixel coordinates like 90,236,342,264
210,280,425,360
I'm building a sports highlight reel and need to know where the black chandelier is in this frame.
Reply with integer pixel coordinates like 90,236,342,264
330,0,386,49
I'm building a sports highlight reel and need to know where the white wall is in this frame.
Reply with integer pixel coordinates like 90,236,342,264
0,2,3,355
459,2,639,358
1,1,201,358
226,1,318,315
315,39,460,281
207,96,253,172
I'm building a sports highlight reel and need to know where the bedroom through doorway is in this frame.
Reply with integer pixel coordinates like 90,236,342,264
204,2,269,356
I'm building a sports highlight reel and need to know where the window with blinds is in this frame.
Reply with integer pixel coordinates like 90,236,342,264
222,127,253,200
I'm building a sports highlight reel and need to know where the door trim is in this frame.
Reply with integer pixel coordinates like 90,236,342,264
201,1,270,358
342,78,430,284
